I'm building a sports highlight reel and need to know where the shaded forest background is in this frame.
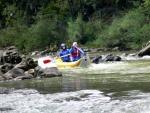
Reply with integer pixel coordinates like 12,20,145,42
0,0,150,52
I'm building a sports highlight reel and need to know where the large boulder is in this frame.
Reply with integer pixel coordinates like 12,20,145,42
104,54,121,61
91,56,102,64
91,54,121,64
0,46,63,81
15,57,38,71
3,68,34,80
26,58,38,69
2,46,22,64
34,66,62,78
3,68,25,79
0,63,14,74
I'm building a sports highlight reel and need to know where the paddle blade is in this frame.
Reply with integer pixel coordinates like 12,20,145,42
79,56,91,67
43,59,51,64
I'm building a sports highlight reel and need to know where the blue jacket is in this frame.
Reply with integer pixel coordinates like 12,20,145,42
69,47,85,61
59,49,70,62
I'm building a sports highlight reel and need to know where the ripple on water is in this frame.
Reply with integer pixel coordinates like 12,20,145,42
1,89,150,113
0,89,110,113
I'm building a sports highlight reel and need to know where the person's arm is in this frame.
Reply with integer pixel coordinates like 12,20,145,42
76,47,86,55
69,47,75,53
67,49,71,55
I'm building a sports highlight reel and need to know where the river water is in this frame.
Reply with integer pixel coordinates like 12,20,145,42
0,53,150,113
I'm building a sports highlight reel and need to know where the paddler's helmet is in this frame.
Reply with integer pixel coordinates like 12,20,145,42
61,43,66,49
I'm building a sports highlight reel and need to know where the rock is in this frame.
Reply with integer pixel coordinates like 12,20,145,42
35,66,62,78
14,60,27,71
89,48,105,53
2,46,22,64
91,56,102,64
0,76,5,81
14,73,34,80
112,47,119,51
0,63,14,74
30,51,39,56
91,54,121,64
28,69,35,75
26,58,38,69
34,66,43,77
0,46,62,81
15,57,38,71
104,54,121,61
3,68,25,79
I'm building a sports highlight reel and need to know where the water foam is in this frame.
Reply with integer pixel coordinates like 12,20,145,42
38,57,57,69
1,89,150,113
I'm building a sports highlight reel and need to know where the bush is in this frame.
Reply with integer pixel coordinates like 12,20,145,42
21,19,68,52
93,9,150,50
67,14,103,46
0,25,27,49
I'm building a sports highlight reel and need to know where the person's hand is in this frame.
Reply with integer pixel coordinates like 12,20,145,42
56,55,61,59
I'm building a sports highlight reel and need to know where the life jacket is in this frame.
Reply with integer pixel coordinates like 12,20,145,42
60,49,70,56
59,49,70,61
71,49,81,57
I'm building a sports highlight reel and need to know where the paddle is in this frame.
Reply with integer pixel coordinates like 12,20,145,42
79,55,91,67
56,54,71,62
58,54,71,58
43,58,52,64
71,46,91,67
38,57,53,67
73,46,86,56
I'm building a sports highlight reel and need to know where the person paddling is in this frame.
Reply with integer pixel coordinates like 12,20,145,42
69,42,85,61
58,43,70,62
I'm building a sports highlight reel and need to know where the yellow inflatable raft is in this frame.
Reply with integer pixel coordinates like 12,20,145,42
56,58,81,68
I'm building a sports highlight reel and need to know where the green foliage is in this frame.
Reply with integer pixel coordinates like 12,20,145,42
21,19,68,52
142,0,150,16
0,25,27,48
81,20,103,46
67,15,83,43
2,4,20,27
67,14,103,46
93,9,150,50
0,0,149,52
21,20,55,51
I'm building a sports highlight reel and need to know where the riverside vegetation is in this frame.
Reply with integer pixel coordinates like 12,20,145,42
0,0,150,52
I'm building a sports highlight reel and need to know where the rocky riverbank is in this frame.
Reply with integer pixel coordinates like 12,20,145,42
0,46,62,81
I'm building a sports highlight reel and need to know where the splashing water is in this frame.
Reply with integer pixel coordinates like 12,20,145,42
37,57,57,69
1,89,150,113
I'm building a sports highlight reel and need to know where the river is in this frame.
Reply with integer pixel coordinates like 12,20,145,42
0,53,150,113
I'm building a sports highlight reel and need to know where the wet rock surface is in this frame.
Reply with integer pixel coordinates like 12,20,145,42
0,46,62,82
